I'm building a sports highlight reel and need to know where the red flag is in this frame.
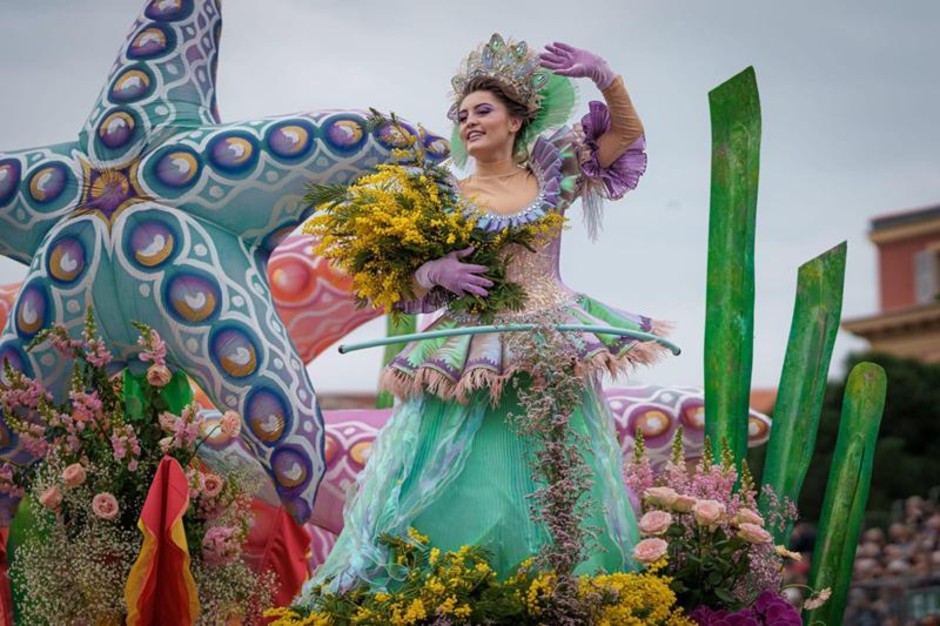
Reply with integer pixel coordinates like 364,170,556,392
125,456,200,626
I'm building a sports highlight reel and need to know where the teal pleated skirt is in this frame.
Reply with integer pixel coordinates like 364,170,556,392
300,379,639,597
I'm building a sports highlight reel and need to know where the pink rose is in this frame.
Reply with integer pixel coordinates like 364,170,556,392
671,494,697,513
92,492,119,520
220,411,241,438
62,463,87,488
202,525,240,565
39,485,63,510
158,436,174,454
644,486,679,507
633,537,669,564
735,507,765,527
693,499,726,526
146,364,172,388
738,522,772,544
638,510,673,536
158,412,178,432
202,473,224,499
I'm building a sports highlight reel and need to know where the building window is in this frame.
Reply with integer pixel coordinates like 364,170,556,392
915,248,940,303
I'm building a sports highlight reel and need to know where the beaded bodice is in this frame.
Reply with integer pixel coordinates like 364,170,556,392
456,130,581,318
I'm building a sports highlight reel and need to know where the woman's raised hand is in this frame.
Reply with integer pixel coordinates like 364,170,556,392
539,42,616,90
414,248,493,297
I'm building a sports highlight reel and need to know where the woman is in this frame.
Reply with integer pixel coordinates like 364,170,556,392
302,35,668,596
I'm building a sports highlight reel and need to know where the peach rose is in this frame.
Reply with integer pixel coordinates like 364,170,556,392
158,436,174,454
39,485,63,510
62,463,87,488
633,537,669,564
146,364,172,388
693,499,726,526
92,492,119,521
638,510,673,536
202,473,224,499
671,494,697,513
220,411,241,438
738,522,772,544
644,487,679,507
734,508,764,527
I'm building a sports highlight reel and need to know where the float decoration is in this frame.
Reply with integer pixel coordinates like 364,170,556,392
0,0,446,524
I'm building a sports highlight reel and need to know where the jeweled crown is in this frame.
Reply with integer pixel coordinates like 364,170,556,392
448,34,549,122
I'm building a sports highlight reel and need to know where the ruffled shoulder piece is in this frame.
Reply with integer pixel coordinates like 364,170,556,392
470,131,580,233
576,101,648,240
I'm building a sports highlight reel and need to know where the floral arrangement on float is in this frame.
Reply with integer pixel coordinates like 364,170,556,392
625,434,831,626
0,311,274,625
266,434,831,626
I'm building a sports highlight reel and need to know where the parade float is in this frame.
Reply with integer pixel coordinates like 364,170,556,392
0,0,885,624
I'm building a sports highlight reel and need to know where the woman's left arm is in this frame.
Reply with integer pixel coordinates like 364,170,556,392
540,42,644,168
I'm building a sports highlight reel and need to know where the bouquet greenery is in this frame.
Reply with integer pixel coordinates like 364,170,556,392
302,112,564,323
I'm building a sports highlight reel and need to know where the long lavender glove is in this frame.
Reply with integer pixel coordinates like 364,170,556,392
415,247,493,297
539,42,616,90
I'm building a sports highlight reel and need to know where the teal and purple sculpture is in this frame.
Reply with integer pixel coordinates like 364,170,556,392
0,0,446,523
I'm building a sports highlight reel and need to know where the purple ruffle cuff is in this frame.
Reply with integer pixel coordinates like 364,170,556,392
579,101,647,199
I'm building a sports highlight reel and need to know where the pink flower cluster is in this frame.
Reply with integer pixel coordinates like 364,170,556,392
83,338,113,369
185,465,228,519
0,464,25,499
0,375,50,415
158,405,201,453
111,424,141,472
70,390,108,430
220,411,241,438
63,463,87,488
626,440,799,610
201,525,241,565
138,328,171,388
633,487,772,565
91,492,119,520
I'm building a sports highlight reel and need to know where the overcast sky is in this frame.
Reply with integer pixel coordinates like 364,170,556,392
1,0,938,395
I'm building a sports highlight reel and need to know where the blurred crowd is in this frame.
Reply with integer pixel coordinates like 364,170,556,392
784,494,940,625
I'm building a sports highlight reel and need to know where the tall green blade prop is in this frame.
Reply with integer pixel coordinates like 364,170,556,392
760,242,847,543
376,314,416,409
704,67,761,465
804,362,886,626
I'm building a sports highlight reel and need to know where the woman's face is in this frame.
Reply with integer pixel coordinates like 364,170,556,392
457,90,522,160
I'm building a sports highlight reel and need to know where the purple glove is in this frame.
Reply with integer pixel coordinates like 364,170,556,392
415,247,493,297
539,42,617,90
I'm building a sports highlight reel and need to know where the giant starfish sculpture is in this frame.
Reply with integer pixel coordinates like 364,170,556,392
0,0,446,522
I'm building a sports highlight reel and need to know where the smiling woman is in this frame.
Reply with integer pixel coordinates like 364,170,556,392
295,34,669,620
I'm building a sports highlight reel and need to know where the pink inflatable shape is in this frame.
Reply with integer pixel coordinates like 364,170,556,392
606,384,771,469
268,235,382,362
